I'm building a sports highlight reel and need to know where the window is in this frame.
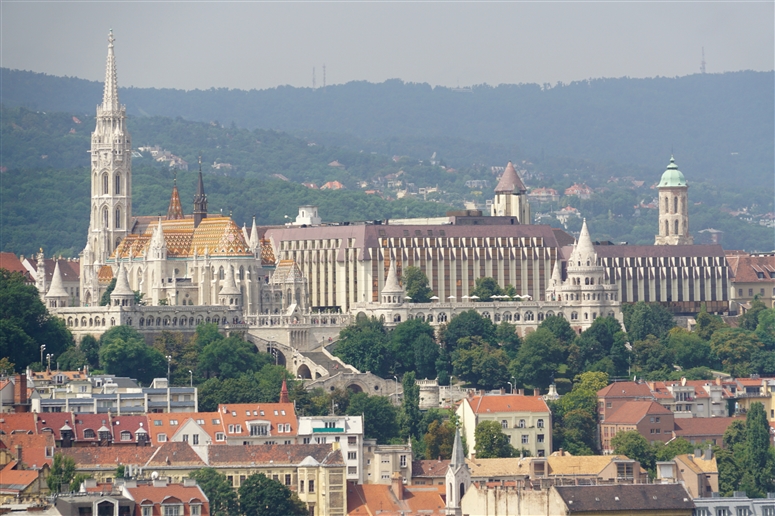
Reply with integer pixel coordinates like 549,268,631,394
212,419,221,425
169,420,178,426
182,434,189,442
84,429,96,439
761,507,775,516
162,505,181,516
348,452,357,460
193,434,199,445
749,289,754,297
215,432,225,442
285,474,291,486
302,437,311,444
400,455,407,468
518,419,526,428
191,506,201,516
308,480,315,493
521,435,529,444
348,436,357,445
153,420,163,426
196,419,205,425
736,508,751,516
142,507,152,516
300,480,305,493
537,434,545,443
695,509,711,516
120,431,132,441
501,420,508,429
325,421,336,428
655,417,661,423
537,419,544,428
348,466,357,475
606,402,612,408
158,434,167,442
717,508,730,516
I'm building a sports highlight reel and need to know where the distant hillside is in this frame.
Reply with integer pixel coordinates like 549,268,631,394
2,69,772,188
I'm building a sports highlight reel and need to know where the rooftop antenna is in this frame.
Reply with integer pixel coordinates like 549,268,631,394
312,67,316,89
700,47,706,74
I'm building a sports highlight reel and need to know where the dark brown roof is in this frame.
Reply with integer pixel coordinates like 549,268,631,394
494,162,527,193
412,459,450,478
554,484,694,512
595,244,726,259
207,443,344,467
27,257,80,282
146,441,205,467
673,417,744,439
726,253,775,282
597,382,654,399
604,401,672,424
60,446,157,468
0,252,29,276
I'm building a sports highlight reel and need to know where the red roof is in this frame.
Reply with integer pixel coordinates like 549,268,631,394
674,417,744,439
124,482,209,512
0,432,55,468
597,382,654,399
0,412,38,435
604,401,671,424
466,394,550,414
217,402,297,437
347,481,447,515
0,461,40,493
0,252,29,276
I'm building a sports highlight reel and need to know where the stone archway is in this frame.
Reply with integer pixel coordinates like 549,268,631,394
266,346,287,367
297,364,312,379
347,383,364,394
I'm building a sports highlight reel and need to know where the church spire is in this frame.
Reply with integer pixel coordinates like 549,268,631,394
193,156,208,228
166,177,184,220
102,30,120,112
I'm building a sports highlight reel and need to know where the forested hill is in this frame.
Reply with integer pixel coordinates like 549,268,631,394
2,68,772,188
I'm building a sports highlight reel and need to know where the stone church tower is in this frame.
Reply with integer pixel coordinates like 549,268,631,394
491,161,531,224
81,30,132,306
655,156,693,245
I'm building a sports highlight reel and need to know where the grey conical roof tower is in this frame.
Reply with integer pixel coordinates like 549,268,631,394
112,263,133,296
219,265,241,296
450,427,465,468
46,261,70,299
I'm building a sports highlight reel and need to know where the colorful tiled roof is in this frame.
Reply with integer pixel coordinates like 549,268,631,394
113,216,252,259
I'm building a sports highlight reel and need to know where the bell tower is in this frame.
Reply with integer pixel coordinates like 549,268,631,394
655,156,692,245
81,30,132,306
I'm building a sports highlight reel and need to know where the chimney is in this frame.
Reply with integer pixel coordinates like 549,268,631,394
559,448,564,456
391,472,404,501
704,448,713,461
15,444,22,463
694,449,702,458
534,388,540,397
13,374,27,405
500,388,505,395
518,389,524,396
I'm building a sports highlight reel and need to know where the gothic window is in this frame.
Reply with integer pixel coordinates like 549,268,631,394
115,207,121,228
675,220,679,235
664,197,669,212
665,220,670,235
115,174,121,195
674,196,678,214
103,173,109,194
103,207,109,228
525,311,534,321
219,267,225,280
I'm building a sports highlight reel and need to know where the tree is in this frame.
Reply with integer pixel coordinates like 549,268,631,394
667,328,713,370
48,453,76,493
652,438,695,462
198,365,293,412
550,372,608,455
511,328,564,389
238,473,306,516
57,347,88,370
403,266,433,303
0,270,73,370
99,278,117,306
632,335,675,375
390,318,435,376
740,298,768,331
474,421,515,459
495,322,521,360
333,316,391,377
424,419,456,460
742,402,774,497
696,307,727,341
623,301,675,341
190,468,239,516
346,393,399,444
610,430,655,473
471,277,502,302
755,308,775,349
79,334,100,368
452,342,510,390
440,310,496,350
69,473,92,492
414,334,440,380
400,372,421,440
539,315,577,347
710,328,763,377
98,336,167,385
199,336,270,379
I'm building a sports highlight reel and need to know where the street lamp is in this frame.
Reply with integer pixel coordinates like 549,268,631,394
188,370,193,388
46,354,53,372
166,355,172,382
393,375,399,403
510,376,517,395
40,345,46,369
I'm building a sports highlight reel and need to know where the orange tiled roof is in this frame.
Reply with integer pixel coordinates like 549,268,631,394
0,252,29,276
605,401,671,424
208,443,344,467
0,432,55,468
124,482,207,507
347,481,447,515
146,442,205,468
673,417,744,439
412,459,450,478
112,216,252,260
0,461,40,491
146,412,201,445
0,412,38,435
467,394,550,415
98,264,114,283
217,403,297,437
59,445,157,468
260,238,275,266
597,382,654,399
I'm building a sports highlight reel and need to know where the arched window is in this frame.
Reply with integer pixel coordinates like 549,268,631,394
665,220,669,235
103,207,109,228
115,174,121,195
115,207,121,228
674,196,678,214
102,174,109,194
664,197,669,212
675,220,679,235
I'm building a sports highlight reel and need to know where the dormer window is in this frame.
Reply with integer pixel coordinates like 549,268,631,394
83,429,96,439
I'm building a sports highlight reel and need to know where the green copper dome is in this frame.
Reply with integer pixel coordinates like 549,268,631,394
658,156,687,188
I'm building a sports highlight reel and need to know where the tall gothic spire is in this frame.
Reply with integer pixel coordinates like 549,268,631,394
450,427,465,468
102,30,120,111
167,178,184,220
193,156,208,228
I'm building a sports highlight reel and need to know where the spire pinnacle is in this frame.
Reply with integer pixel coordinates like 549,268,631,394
450,427,465,467
102,30,120,111
167,181,184,220
279,379,290,404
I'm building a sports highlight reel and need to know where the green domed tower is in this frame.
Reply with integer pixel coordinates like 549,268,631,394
655,156,693,245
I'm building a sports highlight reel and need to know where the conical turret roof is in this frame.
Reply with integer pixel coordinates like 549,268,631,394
550,257,562,287
166,183,184,220
450,427,466,468
569,219,597,265
112,263,134,297
150,218,166,250
249,217,260,251
279,379,290,404
46,261,69,298
382,259,403,295
494,161,527,194
218,265,241,296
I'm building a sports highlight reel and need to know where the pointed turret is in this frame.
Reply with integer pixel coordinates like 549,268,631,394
166,180,184,220
279,379,290,404
219,265,241,296
570,219,596,266
450,427,465,468
494,161,527,193
550,257,562,287
249,217,260,252
241,223,249,243
193,157,208,228
110,263,134,306
101,30,120,112
381,259,403,304
46,261,70,307
150,218,167,260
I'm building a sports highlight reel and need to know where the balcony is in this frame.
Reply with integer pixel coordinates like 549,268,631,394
312,427,344,433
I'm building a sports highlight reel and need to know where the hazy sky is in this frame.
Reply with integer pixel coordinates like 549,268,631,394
1,1,773,91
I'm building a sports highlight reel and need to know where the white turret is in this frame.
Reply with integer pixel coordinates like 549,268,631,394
149,219,167,260
110,263,134,307
249,217,260,254
46,261,70,308
381,259,404,305
445,427,470,516
218,265,242,308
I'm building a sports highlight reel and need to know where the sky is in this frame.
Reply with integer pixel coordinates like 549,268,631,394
1,1,773,91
